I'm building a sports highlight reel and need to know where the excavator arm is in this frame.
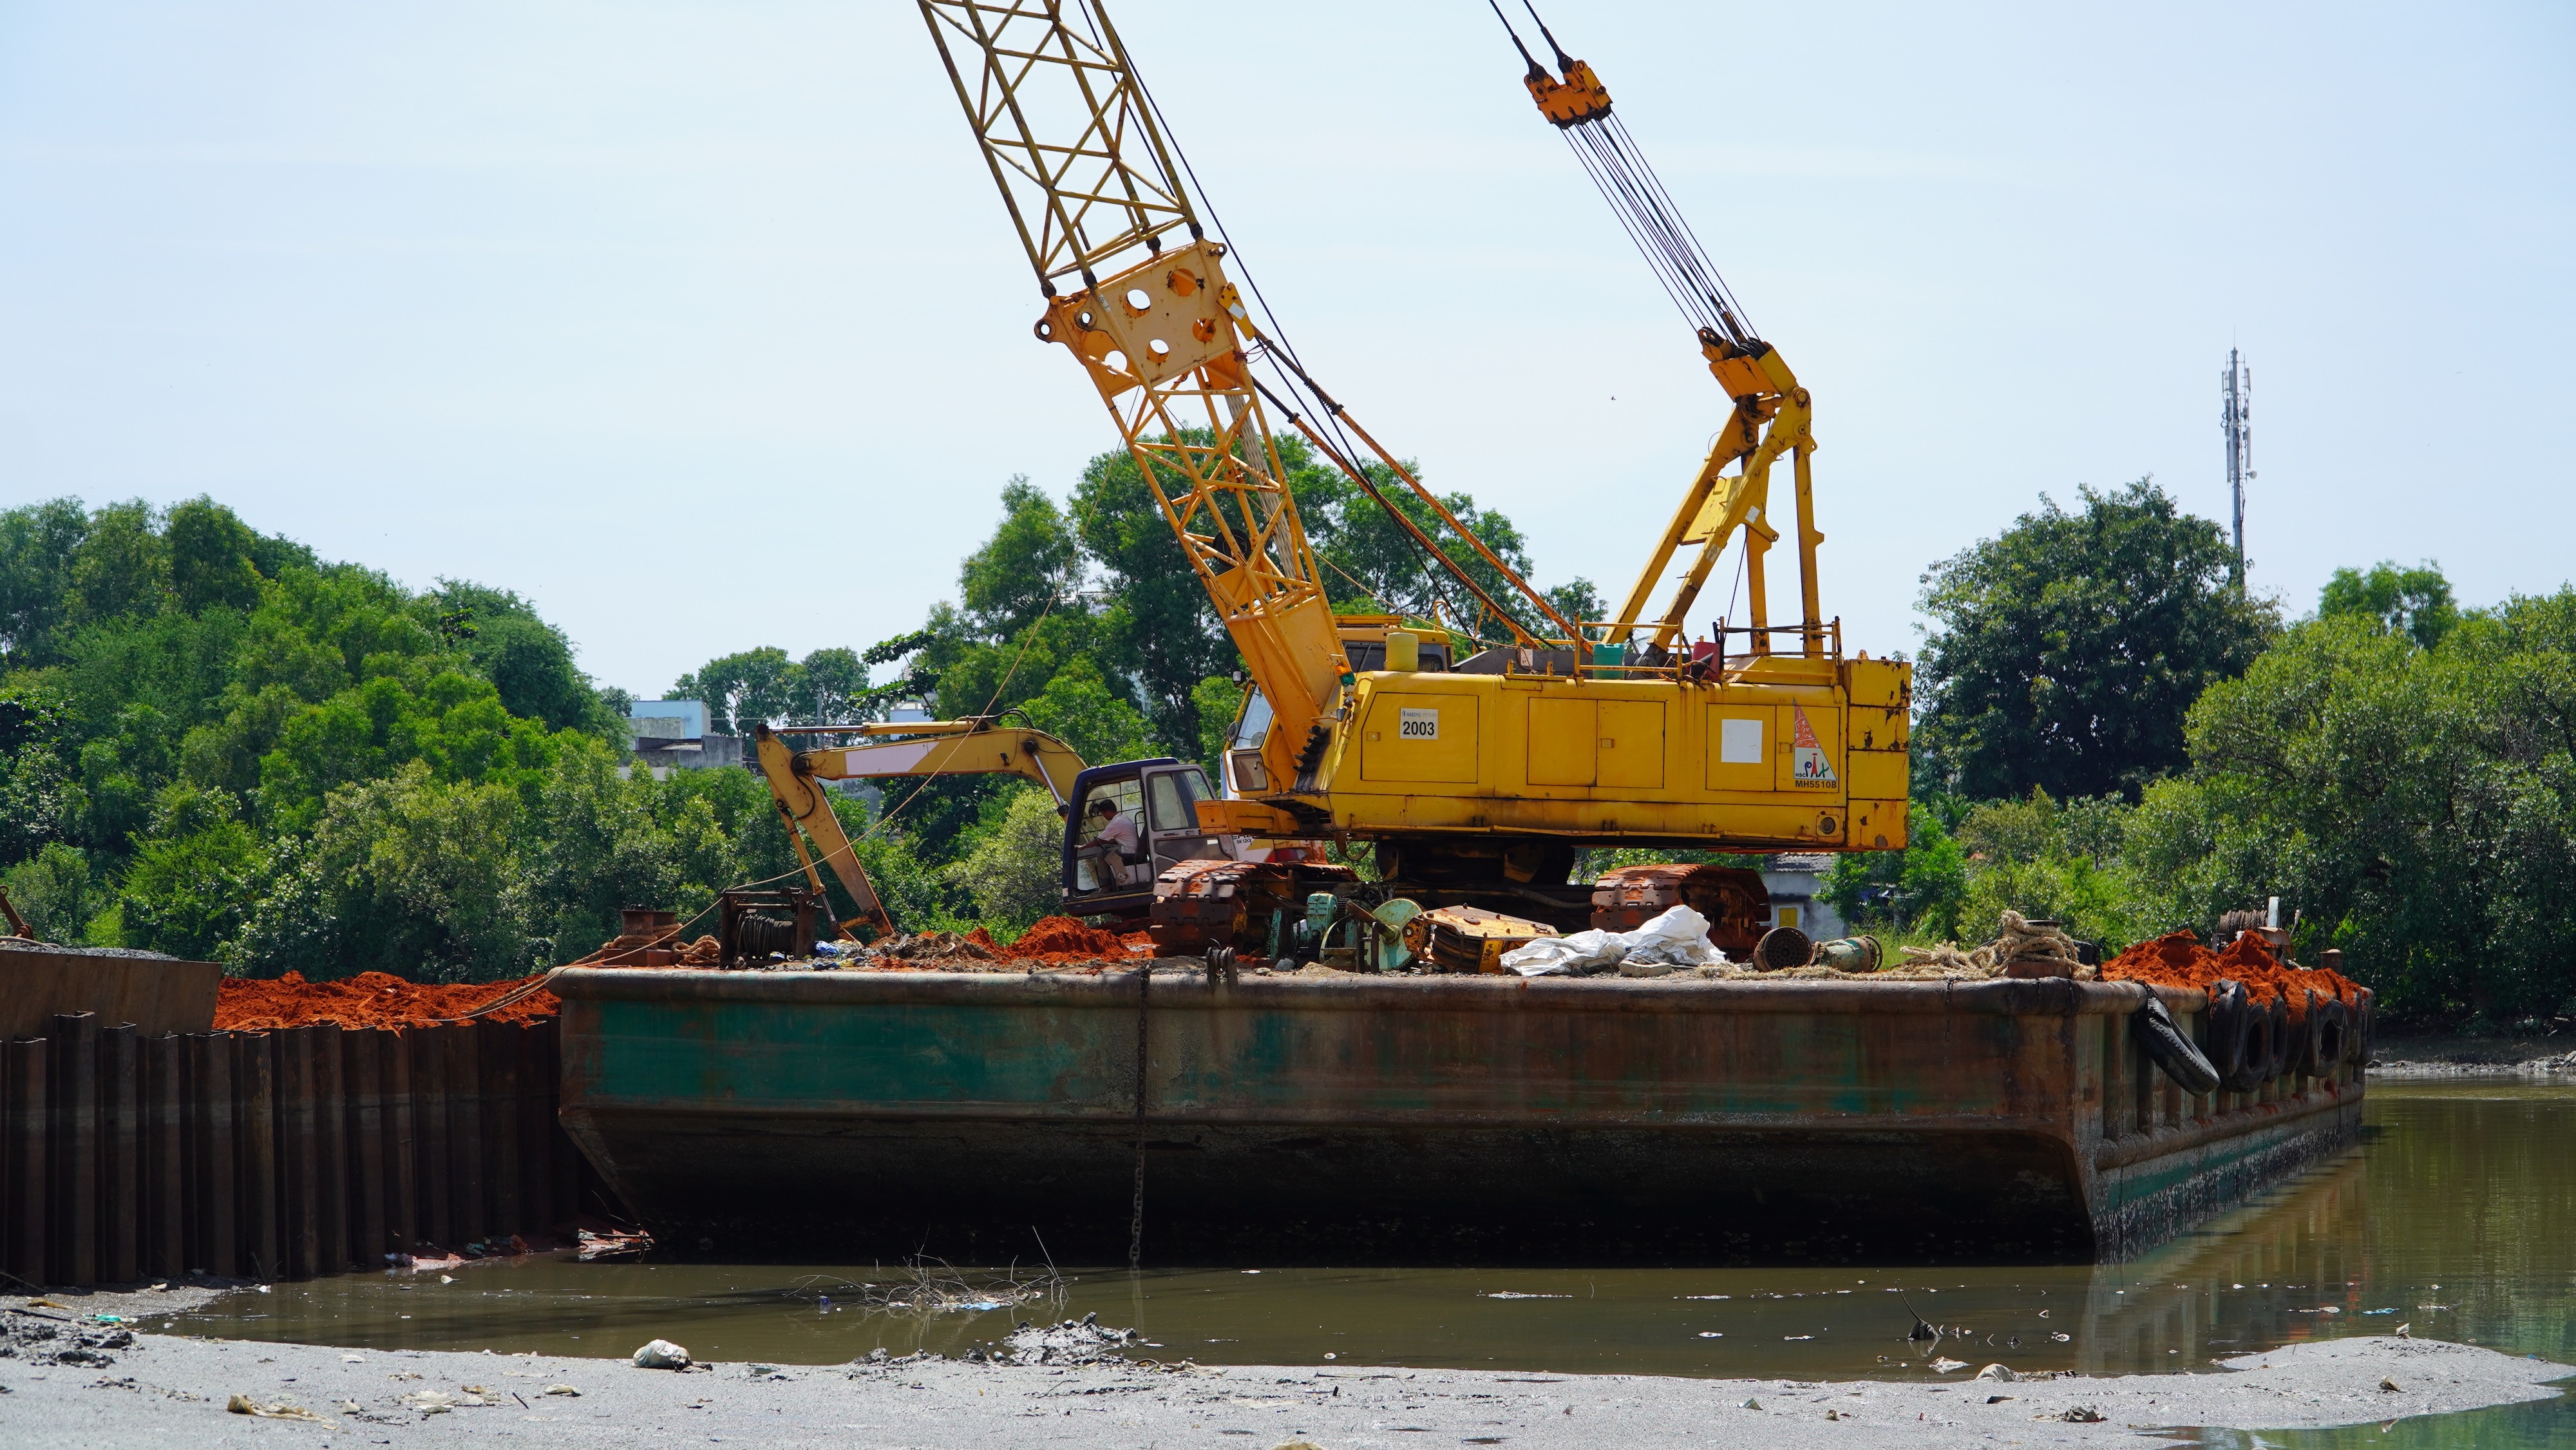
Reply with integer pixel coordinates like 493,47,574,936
748,720,1091,939
749,725,894,939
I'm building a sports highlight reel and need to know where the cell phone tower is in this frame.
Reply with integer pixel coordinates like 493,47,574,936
2221,348,2252,589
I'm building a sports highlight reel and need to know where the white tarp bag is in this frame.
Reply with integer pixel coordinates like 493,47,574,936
1501,904,1725,977
1498,929,1620,977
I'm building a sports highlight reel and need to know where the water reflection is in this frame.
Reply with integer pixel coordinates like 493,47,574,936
171,1082,2576,1383
2179,1388,2576,1450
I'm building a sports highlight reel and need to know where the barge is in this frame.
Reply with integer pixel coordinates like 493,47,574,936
553,966,2363,1266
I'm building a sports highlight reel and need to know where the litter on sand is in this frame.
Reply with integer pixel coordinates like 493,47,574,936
227,1395,333,1424
632,1339,693,1369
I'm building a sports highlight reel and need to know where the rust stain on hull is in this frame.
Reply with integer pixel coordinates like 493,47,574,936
551,969,2363,1265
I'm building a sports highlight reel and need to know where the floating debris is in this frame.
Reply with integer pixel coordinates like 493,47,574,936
784,1259,1066,1320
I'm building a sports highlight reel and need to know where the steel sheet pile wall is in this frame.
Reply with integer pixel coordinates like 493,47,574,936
1,1012,596,1289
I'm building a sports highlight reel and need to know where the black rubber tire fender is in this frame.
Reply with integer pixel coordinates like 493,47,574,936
2264,991,2293,1081
2204,980,2250,1087
2223,994,2273,1091
2313,995,2350,1071
2289,989,2325,1076
2219,983,2277,1091
2134,993,2221,1094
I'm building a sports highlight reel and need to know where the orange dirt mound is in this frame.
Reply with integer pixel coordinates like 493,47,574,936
1004,915,1135,963
214,970,558,1031
2100,930,2362,1018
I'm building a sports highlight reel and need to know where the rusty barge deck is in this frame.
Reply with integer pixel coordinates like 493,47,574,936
552,968,2363,1265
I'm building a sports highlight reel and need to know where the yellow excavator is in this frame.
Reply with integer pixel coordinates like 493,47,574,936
758,4,1909,960
749,715,1260,940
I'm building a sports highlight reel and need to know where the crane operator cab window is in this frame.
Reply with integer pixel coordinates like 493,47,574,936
1224,687,1274,796
1068,765,1223,896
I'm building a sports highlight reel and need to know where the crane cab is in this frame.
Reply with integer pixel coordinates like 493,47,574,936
1058,758,1237,919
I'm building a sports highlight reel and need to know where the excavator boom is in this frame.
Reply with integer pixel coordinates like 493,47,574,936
765,720,1086,802
750,719,1090,938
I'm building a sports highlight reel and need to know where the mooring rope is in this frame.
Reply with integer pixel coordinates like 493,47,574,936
1129,962,1151,1270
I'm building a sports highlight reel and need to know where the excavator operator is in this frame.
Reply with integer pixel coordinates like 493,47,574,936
1078,797,1141,889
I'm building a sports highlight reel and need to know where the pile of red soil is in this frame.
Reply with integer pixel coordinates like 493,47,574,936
995,915,1153,966
2101,931,2362,1019
214,971,559,1032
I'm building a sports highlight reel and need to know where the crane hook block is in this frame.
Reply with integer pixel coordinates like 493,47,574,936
1524,56,1611,128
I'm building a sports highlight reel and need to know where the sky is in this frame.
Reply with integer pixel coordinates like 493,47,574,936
2,1,2569,698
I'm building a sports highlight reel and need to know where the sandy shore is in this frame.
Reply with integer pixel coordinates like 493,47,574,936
2370,1030,2576,1077
2373,1052,2576,1078
3,1305,2565,1449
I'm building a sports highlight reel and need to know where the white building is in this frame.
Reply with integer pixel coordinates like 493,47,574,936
626,699,741,774
1760,852,1848,940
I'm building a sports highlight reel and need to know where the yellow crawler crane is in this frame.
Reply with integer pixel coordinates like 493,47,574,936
914,1,1907,955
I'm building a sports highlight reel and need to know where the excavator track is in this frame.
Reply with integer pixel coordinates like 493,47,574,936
1148,857,1357,955
1590,863,1770,959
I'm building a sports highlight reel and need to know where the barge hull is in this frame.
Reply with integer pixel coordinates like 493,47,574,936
553,969,2362,1265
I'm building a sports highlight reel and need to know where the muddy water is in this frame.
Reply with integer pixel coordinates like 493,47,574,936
170,1082,2576,1386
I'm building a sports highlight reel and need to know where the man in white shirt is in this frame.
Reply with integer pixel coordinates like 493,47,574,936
1083,797,1141,888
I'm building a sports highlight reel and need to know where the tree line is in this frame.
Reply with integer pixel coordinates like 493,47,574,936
0,439,1586,978
1827,482,2568,1029
0,497,929,980
7,466,2569,1027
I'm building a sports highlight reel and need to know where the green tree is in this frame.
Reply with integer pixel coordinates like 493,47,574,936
521,745,738,962
229,763,532,982
963,477,1084,638
2111,590,2576,1022
1950,790,2166,949
0,499,90,666
430,581,620,736
1191,674,1246,771
1821,809,1968,940
1014,656,1155,767
1293,443,1540,642
1068,433,1542,754
2320,560,2459,649
1069,450,1227,746
1,843,102,944
67,501,169,627
946,787,1066,934
1916,479,2277,801
254,667,565,832
672,647,796,736
0,674,75,865
1545,578,1606,636
795,647,869,724
117,783,265,960
164,497,266,616
853,630,941,720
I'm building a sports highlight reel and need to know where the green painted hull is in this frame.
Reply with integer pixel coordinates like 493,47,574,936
551,969,2362,1265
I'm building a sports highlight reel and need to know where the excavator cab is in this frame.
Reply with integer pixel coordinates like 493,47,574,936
1059,758,1232,918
